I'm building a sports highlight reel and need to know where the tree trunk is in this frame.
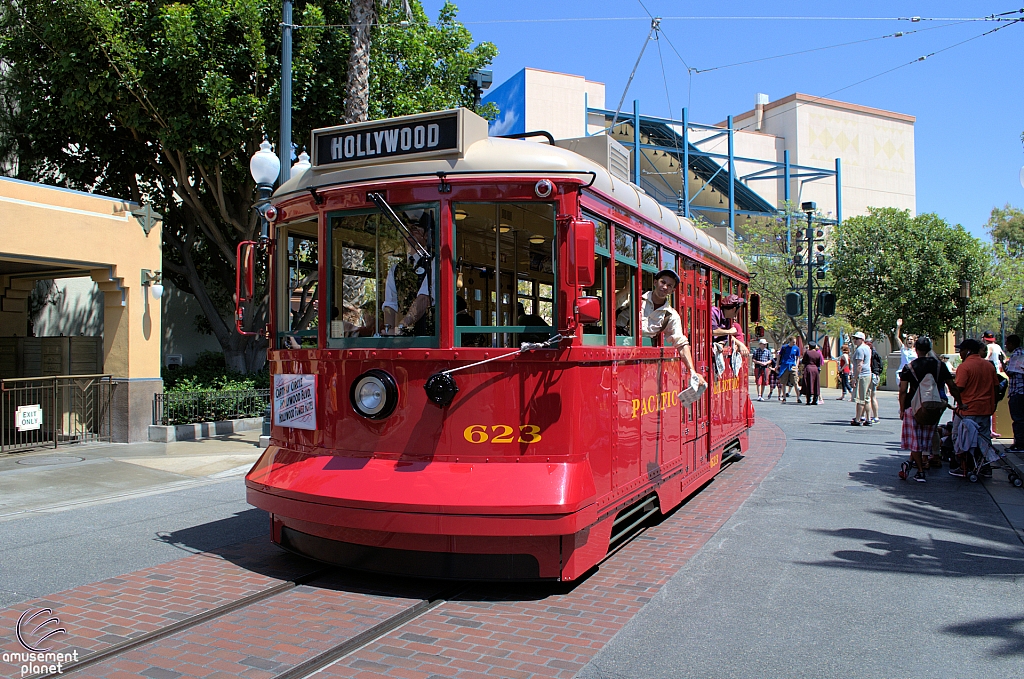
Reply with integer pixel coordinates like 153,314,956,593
345,0,377,124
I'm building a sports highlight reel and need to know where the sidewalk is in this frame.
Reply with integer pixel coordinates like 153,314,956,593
0,431,262,521
581,387,1024,679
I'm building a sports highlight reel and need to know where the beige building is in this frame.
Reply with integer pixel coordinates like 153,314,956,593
729,93,916,218
0,177,163,441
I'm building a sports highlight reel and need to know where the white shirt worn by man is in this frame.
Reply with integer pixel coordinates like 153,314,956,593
639,291,689,350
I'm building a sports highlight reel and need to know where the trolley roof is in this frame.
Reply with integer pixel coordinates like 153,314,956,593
276,122,748,275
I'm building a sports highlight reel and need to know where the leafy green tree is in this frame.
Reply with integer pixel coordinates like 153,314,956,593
0,0,496,372
982,204,1024,337
829,207,991,339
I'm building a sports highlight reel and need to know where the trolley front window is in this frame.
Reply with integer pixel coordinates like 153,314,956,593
327,203,439,348
454,202,556,348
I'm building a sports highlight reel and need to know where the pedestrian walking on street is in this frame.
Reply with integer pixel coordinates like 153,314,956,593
751,338,773,401
766,356,779,400
776,336,800,402
801,342,823,405
982,331,1006,372
955,338,1000,471
837,345,852,400
851,332,872,425
868,339,883,423
893,318,917,387
899,337,959,482
1004,334,1023,452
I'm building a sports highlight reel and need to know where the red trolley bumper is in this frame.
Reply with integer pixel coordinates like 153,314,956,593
245,446,606,581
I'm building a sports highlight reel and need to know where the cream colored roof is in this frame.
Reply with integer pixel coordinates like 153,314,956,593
276,137,747,274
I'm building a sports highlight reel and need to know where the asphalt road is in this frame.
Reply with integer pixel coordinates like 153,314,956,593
579,390,1024,679
0,471,266,609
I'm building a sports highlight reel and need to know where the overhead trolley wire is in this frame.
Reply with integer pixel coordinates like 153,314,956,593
692,20,972,74
288,9,1024,30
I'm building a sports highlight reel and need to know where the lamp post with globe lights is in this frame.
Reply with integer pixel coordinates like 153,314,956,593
250,139,281,238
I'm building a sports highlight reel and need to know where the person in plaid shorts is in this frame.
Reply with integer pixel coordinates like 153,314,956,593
899,336,960,482
751,338,773,401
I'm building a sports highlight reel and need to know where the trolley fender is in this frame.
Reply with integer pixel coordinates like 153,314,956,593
246,446,598,515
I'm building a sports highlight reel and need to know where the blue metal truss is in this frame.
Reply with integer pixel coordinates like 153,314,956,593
584,97,843,235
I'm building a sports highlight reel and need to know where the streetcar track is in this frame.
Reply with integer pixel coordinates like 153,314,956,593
272,586,465,679
28,566,461,679
29,566,333,679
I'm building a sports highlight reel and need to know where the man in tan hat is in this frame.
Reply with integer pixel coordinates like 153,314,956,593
851,331,873,426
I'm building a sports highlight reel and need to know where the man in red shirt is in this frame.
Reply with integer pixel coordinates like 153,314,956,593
955,338,999,463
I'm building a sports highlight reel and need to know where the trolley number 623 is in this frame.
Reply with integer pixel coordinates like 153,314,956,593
463,424,542,445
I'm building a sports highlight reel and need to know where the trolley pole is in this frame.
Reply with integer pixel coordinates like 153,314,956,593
279,0,293,185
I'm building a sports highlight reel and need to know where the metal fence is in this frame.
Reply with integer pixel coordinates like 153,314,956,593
153,389,270,426
1,375,114,453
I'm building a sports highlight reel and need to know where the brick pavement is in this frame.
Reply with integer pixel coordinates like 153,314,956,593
0,539,314,679
0,419,785,679
320,418,787,679
75,574,435,679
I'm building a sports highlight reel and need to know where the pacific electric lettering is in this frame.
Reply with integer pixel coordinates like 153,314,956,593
332,124,441,161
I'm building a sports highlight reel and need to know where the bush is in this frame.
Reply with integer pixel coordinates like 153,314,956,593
162,351,269,393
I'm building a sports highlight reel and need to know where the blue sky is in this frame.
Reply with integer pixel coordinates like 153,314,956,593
424,1,1024,240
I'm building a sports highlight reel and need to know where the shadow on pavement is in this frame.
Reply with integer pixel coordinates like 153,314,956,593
799,454,1024,578
942,615,1024,658
154,506,587,604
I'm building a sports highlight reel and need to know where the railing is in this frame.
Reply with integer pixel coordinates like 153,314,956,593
1,375,114,454
153,389,270,426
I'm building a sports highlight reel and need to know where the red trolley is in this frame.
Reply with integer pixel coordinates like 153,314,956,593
243,109,755,581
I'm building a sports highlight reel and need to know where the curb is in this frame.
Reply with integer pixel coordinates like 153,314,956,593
147,417,264,442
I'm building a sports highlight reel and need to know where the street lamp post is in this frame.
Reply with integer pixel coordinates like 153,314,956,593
249,140,280,436
959,279,970,343
249,139,281,236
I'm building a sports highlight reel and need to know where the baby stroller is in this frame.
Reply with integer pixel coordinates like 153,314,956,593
951,410,1023,486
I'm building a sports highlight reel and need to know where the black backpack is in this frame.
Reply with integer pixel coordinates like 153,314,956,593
870,350,883,375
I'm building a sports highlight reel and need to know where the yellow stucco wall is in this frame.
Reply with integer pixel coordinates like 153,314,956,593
0,177,162,380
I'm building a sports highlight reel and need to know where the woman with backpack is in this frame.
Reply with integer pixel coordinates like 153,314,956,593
899,336,960,482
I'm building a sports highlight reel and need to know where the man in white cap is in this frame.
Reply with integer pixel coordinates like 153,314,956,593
750,338,773,401
851,331,873,426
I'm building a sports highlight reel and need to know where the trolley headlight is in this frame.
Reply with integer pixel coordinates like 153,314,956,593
350,369,399,419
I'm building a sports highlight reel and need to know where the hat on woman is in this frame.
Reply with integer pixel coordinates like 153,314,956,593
982,331,996,343
721,294,745,308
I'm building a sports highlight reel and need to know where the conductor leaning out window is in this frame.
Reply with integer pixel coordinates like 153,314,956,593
382,213,434,336
640,269,706,386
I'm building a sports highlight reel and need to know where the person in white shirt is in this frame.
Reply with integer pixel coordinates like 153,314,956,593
851,331,873,426
893,318,917,386
640,270,705,386
982,331,1006,372
382,217,434,335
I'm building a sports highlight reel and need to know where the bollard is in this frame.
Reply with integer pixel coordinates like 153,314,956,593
263,404,271,436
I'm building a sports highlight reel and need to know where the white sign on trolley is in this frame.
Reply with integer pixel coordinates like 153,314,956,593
273,374,317,430
16,404,43,431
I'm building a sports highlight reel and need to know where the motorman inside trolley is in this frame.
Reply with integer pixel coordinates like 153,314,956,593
382,212,435,336
641,269,705,386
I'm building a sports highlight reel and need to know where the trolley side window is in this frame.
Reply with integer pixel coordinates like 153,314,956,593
326,203,439,348
581,213,610,345
612,226,637,346
453,202,556,348
639,239,661,347
277,218,319,349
